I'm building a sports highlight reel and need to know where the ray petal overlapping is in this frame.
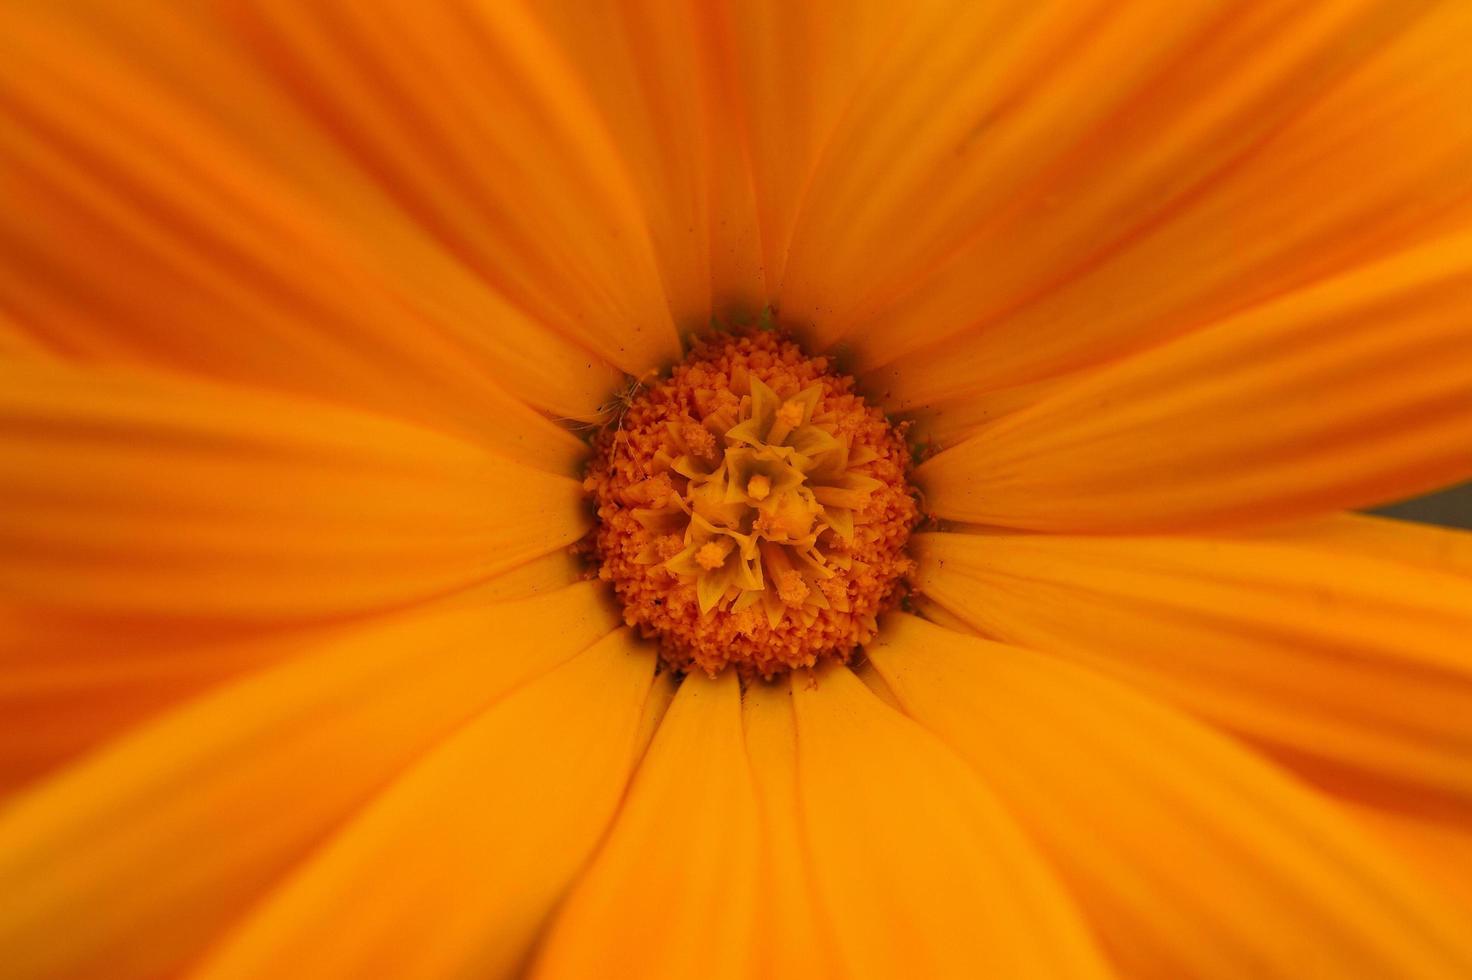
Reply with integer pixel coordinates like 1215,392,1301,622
2,1,1470,977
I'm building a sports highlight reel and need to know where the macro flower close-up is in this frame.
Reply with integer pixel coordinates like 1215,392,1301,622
4,0,1472,977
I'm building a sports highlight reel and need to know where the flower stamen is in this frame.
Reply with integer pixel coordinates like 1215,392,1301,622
695,539,731,571
583,329,919,677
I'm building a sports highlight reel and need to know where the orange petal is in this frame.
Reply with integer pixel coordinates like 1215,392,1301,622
530,670,762,979
0,551,586,797
1267,509,1472,575
910,516,1472,820
708,0,898,302
0,310,46,360
843,1,1472,393
534,2,766,329
918,231,1472,531
0,360,587,621
788,663,1109,979
0,3,620,435
195,628,659,980
898,361,1099,453
0,616,312,800
869,613,1472,976
0,583,618,980
741,677,840,976
457,547,589,604
784,0,1218,346
223,0,680,375
1344,801,1472,917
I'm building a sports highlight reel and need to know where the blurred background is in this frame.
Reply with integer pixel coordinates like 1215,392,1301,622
1374,481,1472,528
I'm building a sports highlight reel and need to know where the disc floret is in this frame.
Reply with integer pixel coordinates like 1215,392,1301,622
584,330,918,677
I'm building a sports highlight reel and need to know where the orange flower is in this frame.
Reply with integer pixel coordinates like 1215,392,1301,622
2,2,1472,977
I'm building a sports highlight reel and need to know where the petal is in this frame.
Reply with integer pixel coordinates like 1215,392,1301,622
740,678,840,977
462,547,590,603
788,663,1109,979
1344,801,1472,916
0,551,586,796
709,0,898,300
917,230,1472,531
869,613,1472,977
530,670,762,979
195,628,660,980
910,517,1472,820
0,311,46,360
534,2,766,327
0,582,618,980
783,0,1218,343
0,360,586,621
822,1,1470,394
1265,510,1472,575
0,3,618,435
227,0,680,374
0,617,311,800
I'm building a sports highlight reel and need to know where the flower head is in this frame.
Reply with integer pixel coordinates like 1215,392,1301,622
2,2,1472,978
585,330,917,677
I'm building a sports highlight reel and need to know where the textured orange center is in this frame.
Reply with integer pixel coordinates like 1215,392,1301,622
584,329,919,678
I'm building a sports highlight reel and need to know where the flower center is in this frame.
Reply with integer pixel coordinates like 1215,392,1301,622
582,328,919,678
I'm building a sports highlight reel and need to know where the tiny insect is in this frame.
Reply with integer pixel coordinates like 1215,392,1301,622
562,370,654,431
559,370,660,469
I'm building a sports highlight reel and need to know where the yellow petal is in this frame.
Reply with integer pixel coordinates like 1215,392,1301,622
911,518,1472,820
0,359,587,621
195,628,659,980
533,2,765,328
869,613,1472,977
225,0,680,374
0,582,618,980
847,2,1472,393
0,3,618,436
530,670,761,979
918,231,1472,531
740,678,840,977
789,662,1109,979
